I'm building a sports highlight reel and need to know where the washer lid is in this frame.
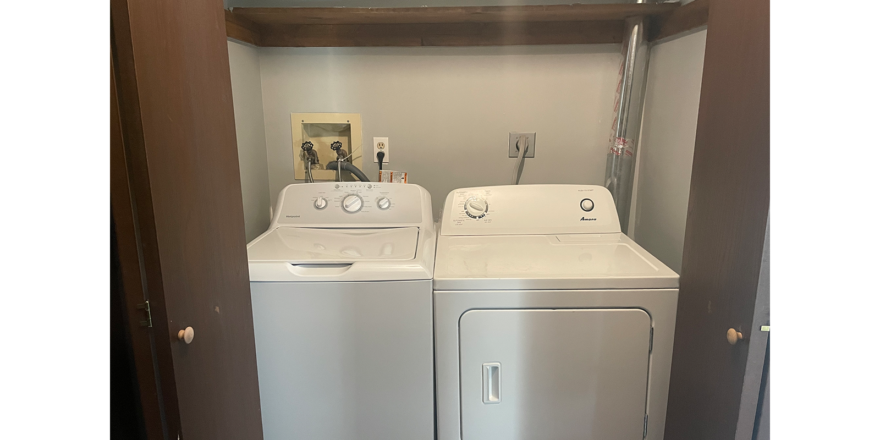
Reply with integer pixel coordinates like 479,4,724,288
433,233,678,290
248,227,420,263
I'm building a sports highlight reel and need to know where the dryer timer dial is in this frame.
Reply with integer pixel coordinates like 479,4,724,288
464,197,488,219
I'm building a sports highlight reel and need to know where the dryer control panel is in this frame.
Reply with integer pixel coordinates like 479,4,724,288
273,182,428,227
440,185,621,236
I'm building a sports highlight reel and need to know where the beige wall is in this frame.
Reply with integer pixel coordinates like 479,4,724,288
629,29,707,273
257,45,623,219
228,39,271,242
228,34,707,254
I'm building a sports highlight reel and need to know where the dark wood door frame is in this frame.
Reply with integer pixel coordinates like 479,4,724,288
734,218,770,440
111,0,264,438
663,0,770,439
111,217,150,439
111,47,176,440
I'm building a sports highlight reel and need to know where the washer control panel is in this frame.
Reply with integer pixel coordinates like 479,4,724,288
276,182,423,225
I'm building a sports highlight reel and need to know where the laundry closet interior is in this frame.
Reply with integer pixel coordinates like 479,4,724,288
109,0,768,439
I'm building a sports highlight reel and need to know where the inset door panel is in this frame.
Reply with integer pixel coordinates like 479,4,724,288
459,309,651,440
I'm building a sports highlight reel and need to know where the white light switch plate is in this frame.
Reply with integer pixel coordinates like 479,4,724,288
373,137,389,163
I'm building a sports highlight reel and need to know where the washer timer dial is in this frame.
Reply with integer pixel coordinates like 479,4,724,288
342,194,364,213
464,197,488,219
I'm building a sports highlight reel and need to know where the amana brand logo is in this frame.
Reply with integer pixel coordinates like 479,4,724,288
580,217,597,221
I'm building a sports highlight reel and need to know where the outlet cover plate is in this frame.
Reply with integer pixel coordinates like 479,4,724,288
508,132,536,158
373,137,389,163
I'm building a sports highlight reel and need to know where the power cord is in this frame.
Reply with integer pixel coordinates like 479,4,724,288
511,135,528,185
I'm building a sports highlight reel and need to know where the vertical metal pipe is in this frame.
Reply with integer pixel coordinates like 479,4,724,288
605,4,651,233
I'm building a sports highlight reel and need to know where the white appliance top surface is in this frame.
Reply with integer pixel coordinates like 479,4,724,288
435,185,676,290
248,227,419,263
434,233,678,290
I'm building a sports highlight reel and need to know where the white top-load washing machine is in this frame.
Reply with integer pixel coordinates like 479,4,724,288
434,185,679,440
247,182,435,440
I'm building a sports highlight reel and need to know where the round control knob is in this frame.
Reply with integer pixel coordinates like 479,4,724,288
342,194,363,213
314,197,328,210
580,198,594,212
377,197,391,210
464,197,488,219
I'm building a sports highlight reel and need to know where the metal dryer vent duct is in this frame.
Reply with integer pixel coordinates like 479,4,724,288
604,0,652,234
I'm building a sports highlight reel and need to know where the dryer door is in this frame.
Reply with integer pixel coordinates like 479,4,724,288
459,309,651,440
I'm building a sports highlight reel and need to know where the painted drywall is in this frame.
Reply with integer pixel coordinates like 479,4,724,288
258,45,622,219
228,39,272,242
629,29,707,273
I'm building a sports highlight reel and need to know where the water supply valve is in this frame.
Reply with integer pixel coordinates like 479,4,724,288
300,141,319,163
330,141,346,161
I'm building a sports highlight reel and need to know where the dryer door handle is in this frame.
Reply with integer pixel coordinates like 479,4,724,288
482,362,501,404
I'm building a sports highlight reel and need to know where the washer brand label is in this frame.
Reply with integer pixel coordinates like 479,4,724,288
580,217,596,221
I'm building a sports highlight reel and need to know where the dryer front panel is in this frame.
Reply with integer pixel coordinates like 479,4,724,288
459,309,651,440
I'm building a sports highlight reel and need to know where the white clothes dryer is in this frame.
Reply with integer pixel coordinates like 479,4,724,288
433,184,679,440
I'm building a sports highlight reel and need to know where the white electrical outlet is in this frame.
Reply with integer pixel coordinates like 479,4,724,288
373,137,389,163
508,132,536,158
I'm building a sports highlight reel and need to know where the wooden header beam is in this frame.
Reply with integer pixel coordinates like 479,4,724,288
225,3,709,48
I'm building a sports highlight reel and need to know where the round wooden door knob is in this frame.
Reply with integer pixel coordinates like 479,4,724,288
727,328,743,345
178,326,194,344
